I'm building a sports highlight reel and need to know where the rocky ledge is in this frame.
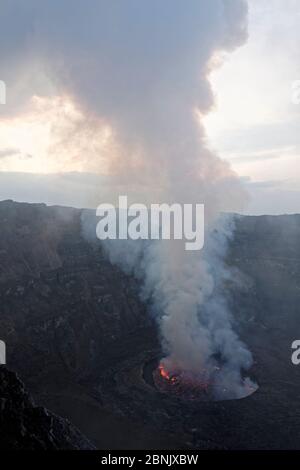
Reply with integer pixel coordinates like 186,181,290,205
0,366,94,450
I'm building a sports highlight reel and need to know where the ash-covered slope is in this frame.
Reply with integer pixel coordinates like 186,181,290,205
0,200,151,384
0,200,299,449
0,366,94,450
0,200,166,449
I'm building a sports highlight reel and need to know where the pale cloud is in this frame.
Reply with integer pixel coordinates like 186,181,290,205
0,147,20,159
0,0,298,215
204,0,300,214
226,146,296,163
0,95,112,174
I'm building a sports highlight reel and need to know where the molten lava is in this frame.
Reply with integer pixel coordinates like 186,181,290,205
155,362,211,400
143,357,258,401
158,364,170,380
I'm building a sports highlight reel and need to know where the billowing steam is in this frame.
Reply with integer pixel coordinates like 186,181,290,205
1,1,256,397
73,0,254,399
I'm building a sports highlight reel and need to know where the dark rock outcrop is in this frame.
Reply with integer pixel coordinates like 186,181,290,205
0,366,94,450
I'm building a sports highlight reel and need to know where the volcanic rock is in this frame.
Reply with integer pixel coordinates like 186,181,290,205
0,366,94,449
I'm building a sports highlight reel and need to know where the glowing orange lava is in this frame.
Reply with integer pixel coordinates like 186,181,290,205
158,364,171,381
152,360,258,401
155,362,211,399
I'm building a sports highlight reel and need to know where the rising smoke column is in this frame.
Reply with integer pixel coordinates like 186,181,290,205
66,0,254,398
1,0,255,397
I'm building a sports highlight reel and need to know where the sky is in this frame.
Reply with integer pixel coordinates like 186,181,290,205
0,0,299,215
204,0,300,214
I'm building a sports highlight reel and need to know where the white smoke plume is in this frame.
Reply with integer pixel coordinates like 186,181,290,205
1,1,256,397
